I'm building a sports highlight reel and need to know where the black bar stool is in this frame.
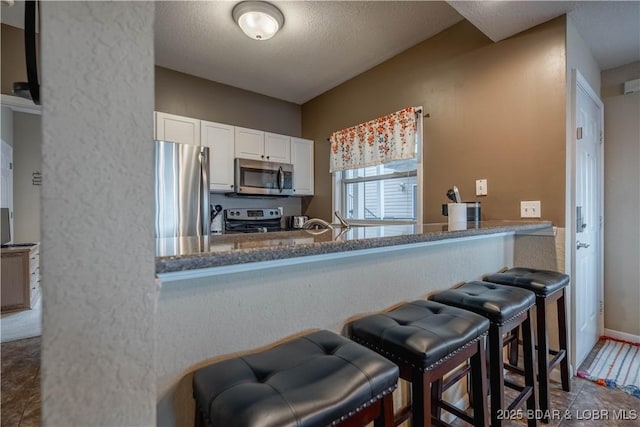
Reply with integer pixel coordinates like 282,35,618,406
192,330,398,427
485,267,571,422
430,281,537,427
348,300,491,427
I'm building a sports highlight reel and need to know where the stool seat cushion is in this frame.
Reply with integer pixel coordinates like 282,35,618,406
349,300,489,371
485,267,570,296
193,330,398,427
430,281,535,325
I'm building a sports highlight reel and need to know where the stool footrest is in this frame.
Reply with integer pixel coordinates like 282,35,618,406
505,385,534,411
393,405,412,426
437,400,474,425
441,364,471,393
549,350,567,370
505,363,525,376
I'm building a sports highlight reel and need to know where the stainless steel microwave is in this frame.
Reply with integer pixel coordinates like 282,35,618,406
234,158,294,196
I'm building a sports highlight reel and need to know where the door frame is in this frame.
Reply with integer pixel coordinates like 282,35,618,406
567,69,604,369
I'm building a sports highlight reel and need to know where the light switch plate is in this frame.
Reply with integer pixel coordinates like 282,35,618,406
520,201,541,218
476,179,487,196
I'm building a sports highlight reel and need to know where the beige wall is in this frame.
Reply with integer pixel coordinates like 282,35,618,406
302,18,567,226
1,24,28,96
13,112,41,243
602,61,640,337
155,66,301,136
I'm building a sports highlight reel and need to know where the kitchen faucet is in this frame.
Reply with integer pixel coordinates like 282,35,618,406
334,211,350,229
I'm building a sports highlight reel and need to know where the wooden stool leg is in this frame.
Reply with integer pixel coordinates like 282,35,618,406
489,325,505,427
411,370,430,427
536,295,551,422
522,311,538,427
374,394,395,427
430,377,443,421
558,289,571,392
470,337,490,427
508,327,520,366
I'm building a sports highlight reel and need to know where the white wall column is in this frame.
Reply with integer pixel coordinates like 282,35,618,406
40,2,156,425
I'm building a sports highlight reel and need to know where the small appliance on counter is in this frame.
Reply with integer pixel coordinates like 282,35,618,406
210,204,223,234
441,186,481,222
224,208,284,233
289,215,309,229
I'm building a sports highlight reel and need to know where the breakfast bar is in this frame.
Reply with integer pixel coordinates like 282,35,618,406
155,220,559,426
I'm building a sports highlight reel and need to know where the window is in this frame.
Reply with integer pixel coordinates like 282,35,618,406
333,141,421,224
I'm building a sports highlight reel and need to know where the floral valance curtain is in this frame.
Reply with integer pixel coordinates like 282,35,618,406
329,107,418,173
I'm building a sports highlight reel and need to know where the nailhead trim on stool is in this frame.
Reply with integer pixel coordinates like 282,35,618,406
430,281,538,427
192,330,399,427
485,267,571,423
349,299,491,427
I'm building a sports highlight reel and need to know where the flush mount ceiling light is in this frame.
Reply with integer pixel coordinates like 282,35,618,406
232,1,284,41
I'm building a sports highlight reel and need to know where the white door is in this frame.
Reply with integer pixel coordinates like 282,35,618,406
574,77,603,367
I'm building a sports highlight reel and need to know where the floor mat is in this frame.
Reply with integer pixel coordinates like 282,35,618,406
577,336,640,399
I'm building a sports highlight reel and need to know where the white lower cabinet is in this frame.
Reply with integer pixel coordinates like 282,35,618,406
201,120,235,192
291,137,314,196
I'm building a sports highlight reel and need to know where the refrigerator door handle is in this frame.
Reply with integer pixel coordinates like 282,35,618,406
199,148,210,236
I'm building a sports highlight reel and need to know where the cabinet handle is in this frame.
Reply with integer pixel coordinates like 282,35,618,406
266,156,270,159
261,155,265,159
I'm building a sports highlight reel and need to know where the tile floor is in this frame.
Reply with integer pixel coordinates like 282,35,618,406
1,337,40,427
0,337,638,427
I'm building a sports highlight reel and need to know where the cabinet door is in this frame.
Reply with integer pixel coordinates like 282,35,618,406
291,137,314,196
234,127,264,161
265,132,291,163
155,112,201,145
201,121,235,192
1,252,27,310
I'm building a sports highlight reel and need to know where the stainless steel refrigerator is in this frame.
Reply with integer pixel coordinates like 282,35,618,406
155,140,210,238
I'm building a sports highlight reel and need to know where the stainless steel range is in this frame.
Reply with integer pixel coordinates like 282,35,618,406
224,208,283,233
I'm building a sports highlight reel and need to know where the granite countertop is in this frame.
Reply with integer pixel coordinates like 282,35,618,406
156,220,552,274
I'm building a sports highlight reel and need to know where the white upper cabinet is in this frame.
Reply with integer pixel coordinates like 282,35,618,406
201,120,235,192
235,128,291,163
234,127,265,161
264,132,291,163
291,137,314,196
155,112,201,145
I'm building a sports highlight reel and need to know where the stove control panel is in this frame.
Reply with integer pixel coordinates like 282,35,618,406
224,208,282,221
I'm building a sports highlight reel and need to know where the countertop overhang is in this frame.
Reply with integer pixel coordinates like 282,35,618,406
156,220,553,279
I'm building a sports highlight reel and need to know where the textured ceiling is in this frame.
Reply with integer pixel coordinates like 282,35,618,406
154,1,463,104
2,1,639,104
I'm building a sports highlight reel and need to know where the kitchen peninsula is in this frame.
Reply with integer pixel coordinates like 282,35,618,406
155,220,558,426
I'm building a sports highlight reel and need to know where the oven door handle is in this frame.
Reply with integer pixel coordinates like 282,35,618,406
278,166,284,193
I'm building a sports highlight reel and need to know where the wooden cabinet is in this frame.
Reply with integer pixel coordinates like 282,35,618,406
235,128,291,163
155,112,201,145
1,244,40,312
291,137,314,195
201,120,235,192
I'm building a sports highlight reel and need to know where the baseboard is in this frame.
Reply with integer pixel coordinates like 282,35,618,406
603,328,640,344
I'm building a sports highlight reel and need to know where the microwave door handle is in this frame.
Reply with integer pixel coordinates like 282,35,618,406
278,166,284,193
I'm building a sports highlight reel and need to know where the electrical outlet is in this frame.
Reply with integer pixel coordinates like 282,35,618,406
520,201,541,218
475,179,487,196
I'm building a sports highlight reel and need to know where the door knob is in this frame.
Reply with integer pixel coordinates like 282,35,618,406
576,241,590,250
